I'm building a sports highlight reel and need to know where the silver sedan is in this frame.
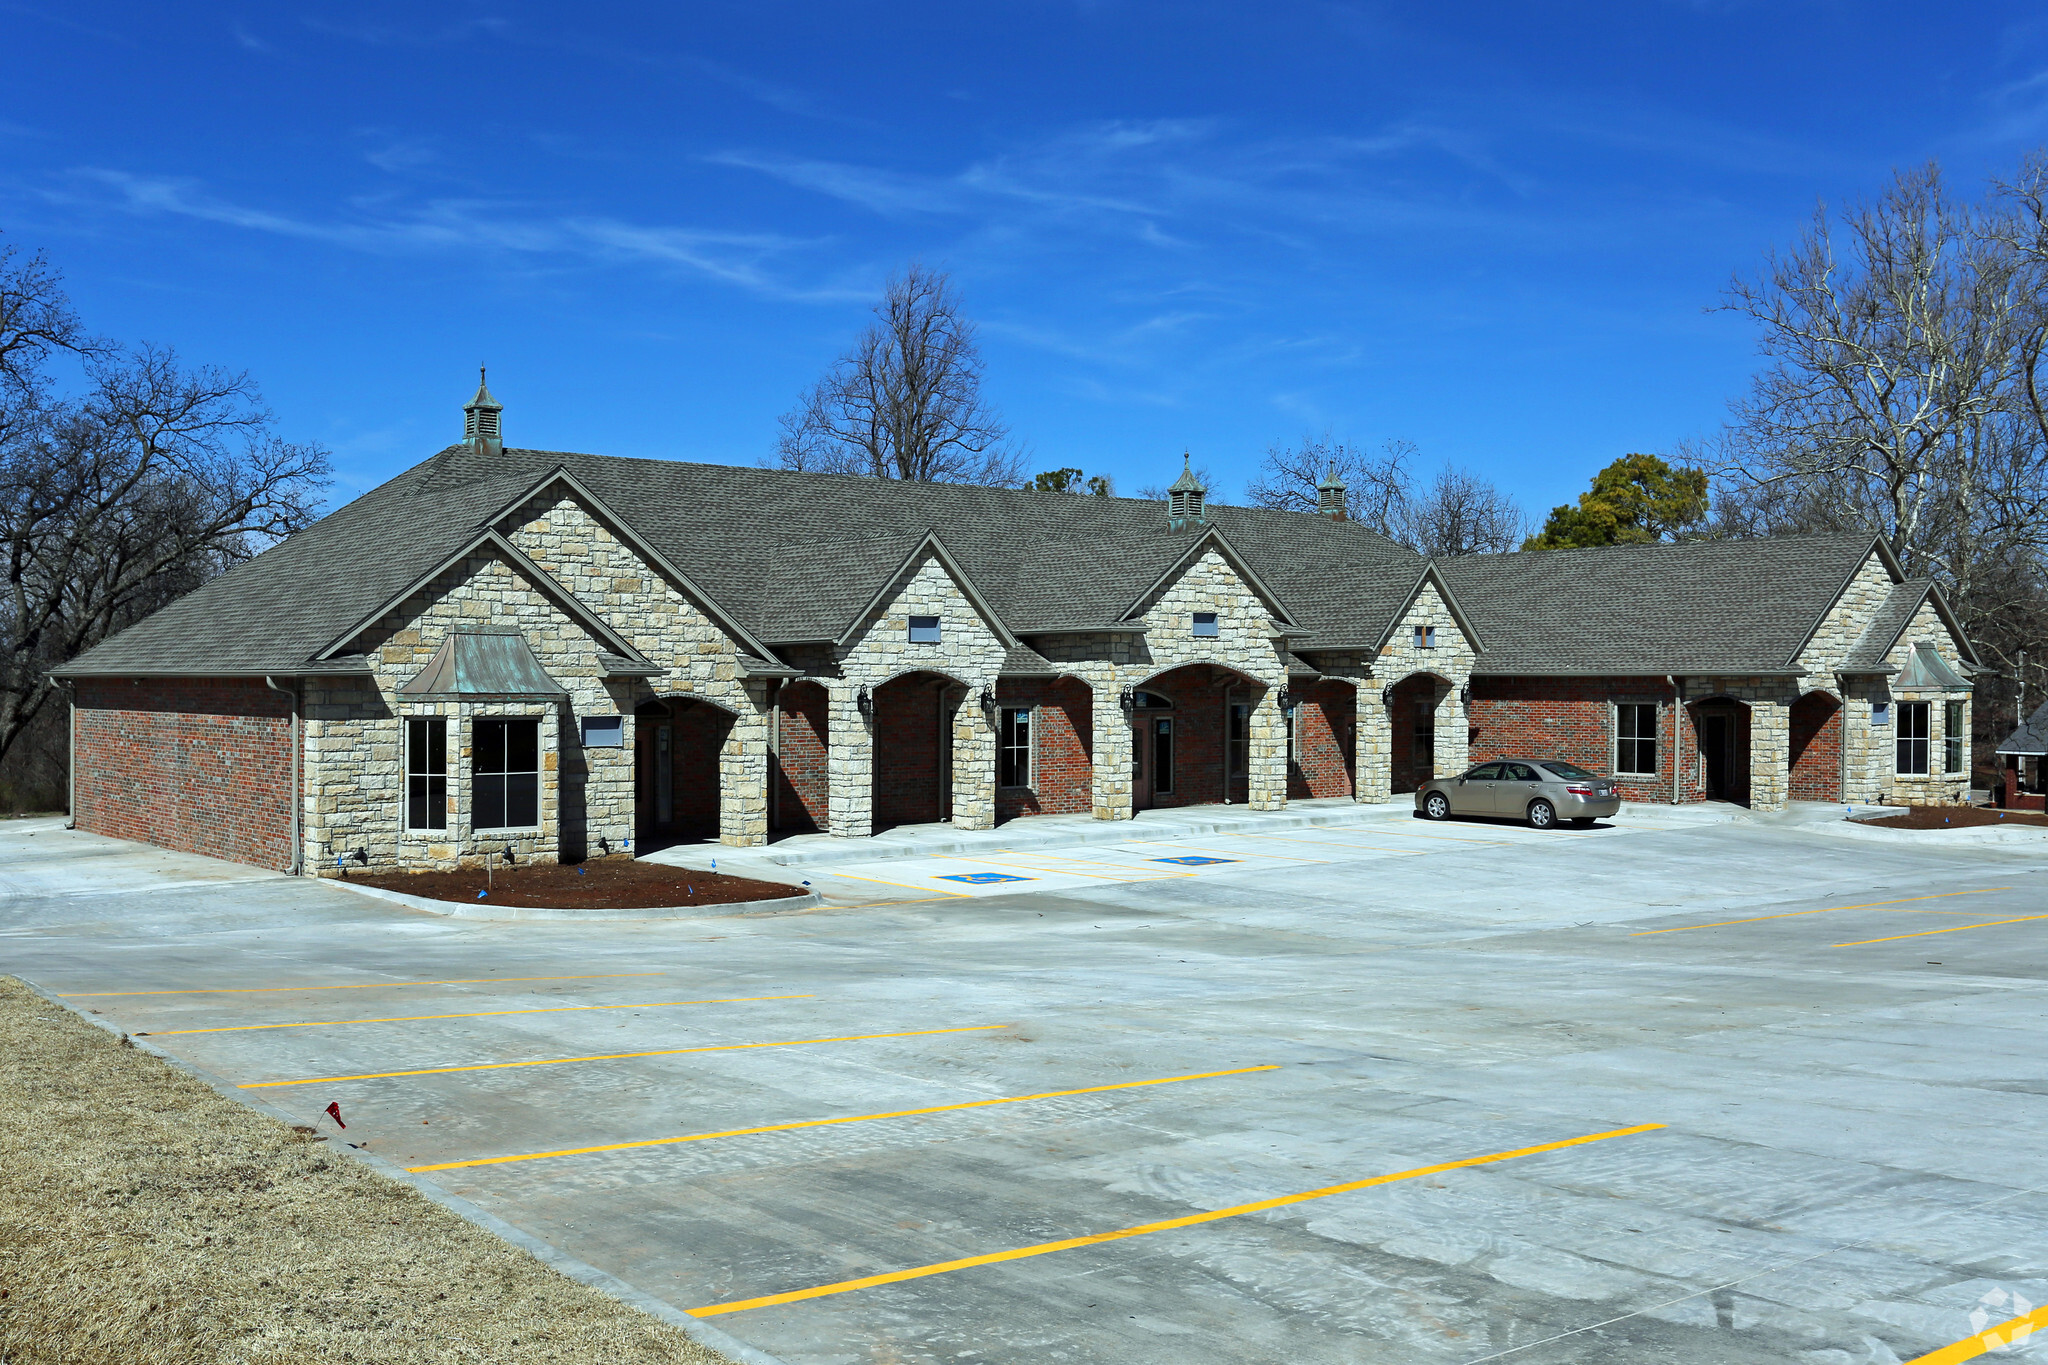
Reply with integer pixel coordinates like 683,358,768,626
1414,759,1622,829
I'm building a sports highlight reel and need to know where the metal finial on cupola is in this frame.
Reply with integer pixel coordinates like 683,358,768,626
1317,461,1348,520
1167,453,1207,530
464,365,503,455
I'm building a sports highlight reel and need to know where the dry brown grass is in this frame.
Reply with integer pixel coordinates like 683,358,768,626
0,976,733,1365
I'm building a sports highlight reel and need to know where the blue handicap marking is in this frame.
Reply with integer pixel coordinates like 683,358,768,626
936,872,1034,885
1153,856,1238,866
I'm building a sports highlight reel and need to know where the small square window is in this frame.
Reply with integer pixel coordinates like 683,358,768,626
908,615,941,643
1192,612,1219,638
1413,624,1436,650
580,716,623,748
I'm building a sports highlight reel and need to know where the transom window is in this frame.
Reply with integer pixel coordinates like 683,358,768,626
1412,624,1437,650
908,615,941,643
998,707,1032,788
1616,702,1658,776
1896,701,1930,775
405,717,447,831
1192,611,1219,637
1944,700,1965,774
473,717,540,829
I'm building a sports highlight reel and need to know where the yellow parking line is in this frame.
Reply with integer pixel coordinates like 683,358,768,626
818,869,973,898
1905,1299,2048,1363
139,994,814,1038
1632,890,2010,937
62,972,668,998
238,1024,1009,1089
408,1064,1281,1172
926,853,1189,883
1833,914,2048,948
687,1121,1666,1318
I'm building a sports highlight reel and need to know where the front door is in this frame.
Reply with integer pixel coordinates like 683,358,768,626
1131,715,1174,809
1702,715,1730,797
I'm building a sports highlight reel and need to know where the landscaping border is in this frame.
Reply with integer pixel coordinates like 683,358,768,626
323,877,820,921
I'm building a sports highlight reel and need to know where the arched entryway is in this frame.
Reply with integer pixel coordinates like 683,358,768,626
1687,696,1752,802
634,695,736,847
1789,690,1843,801
1127,664,1269,810
1387,673,1453,794
772,680,830,833
872,670,965,831
1287,679,1357,800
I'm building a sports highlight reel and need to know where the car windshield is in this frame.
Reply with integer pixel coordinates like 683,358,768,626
1540,761,1600,780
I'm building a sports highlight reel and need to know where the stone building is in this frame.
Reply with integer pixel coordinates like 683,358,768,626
55,383,1982,875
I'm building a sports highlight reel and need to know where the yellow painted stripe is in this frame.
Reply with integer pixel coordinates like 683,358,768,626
409,1064,1280,1172
818,869,974,897
237,1024,1008,1089
1632,890,2010,936
139,994,813,1038
687,1121,1666,1319
1833,914,2048,947
63,972,665,998
927,853,1177,882
1905,1302,2048,1363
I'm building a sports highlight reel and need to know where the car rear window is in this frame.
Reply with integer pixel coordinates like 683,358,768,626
1540,762,1600,780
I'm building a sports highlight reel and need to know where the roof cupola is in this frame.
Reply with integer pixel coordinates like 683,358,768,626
1167,454,1207,531
1317,462,1347,520
463,366,503,455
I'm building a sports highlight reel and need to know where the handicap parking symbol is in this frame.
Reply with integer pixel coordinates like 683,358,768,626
936,872,1034,884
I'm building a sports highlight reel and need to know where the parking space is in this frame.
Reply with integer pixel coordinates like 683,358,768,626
9,810,2048,1364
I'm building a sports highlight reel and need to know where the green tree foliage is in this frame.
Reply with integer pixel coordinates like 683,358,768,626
1031,467,1113,496
1524,454,1708,550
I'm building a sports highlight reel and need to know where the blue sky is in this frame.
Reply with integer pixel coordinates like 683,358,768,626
9,3,2048,518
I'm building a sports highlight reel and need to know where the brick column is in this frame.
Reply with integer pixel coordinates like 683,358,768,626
1090,677,1133,821
1749,696,1790,811
1247,684,1288,810
951,688,996,830
1355,685,1391,802
826,683,873,837
718,686,770,847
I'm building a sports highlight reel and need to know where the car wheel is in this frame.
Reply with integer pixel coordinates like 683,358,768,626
1571,817,1594,828
1423,792,1451,821
1527,799,1556,830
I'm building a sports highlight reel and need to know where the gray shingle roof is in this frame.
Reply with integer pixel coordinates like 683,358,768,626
1842,580,1932,671
1998,701,2048,757
1436,533,1879,675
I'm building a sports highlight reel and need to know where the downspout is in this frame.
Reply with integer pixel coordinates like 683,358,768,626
1667,676,1681,805
264,675,302,875
63,681,76,829
1836,671,1849,805
768,679,781,832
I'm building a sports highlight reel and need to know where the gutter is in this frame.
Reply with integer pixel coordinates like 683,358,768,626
1668,676,1681,805
64,682,77,829
264,675,302,876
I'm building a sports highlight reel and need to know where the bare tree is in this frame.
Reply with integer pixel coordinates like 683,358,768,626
1244,431,1412,536
0,244,329,780
775,263,1022,485
1400,465,1525,557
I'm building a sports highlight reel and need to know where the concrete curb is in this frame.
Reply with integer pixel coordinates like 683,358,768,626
15,974,791,1365
1807,818,2048,848
322,876,821,921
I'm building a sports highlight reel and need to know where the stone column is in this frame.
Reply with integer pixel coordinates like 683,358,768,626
1749,695,1790,812
1434,680,1470,779
1090,674,1133,821
1355,684,1391,802
826,682,874,838
1247,683,1288,811
950,686,997,830
718,686,770,847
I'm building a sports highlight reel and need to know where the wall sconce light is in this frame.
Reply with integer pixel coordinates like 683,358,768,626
1119,686,1136,713
855,685,873,719
978,685,996,721
1459,684,1471,709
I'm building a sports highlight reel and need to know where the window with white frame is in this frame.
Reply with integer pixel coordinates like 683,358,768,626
1412,624,1437,650
1192,611,1218,637
908,615,941,643
1944,699,1965,774
473,717,540,828
1616,702,1658,776
405,717,447,831
998,707,1031,787
1896,701,1930,775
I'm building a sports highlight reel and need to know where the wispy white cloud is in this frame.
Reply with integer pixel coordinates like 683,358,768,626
229,22,272,54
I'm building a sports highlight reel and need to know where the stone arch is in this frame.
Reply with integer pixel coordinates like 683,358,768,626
1286,675,1358,800
634,692,737,847
1384,671,1457,794
1789,688,1844,802
1124,662,1273,810
1686,694,1753,802
772,679,830,833
871,669,966,831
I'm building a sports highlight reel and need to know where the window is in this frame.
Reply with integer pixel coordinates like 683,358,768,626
1944,699,1966,774
473,717,540,828
1412,624,1437,650
1227,702,1249,779
998,707,1032,787
1412,699,1435,774
1152,716,1174,792
580,716,623,748
1616,702,1658,776
1896,701,1930,775
1192,611,1219,638
1503,763,1539,781
908,615,941,643
1540,761,1600,780
405,717,447,831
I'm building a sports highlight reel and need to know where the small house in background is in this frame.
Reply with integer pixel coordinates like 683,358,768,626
1995,701,2048,811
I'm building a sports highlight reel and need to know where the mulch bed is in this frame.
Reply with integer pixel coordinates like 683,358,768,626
352,858,803,909
1854,805,2048,830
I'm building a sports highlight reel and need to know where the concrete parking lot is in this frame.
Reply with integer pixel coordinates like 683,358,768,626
6,805,2048,1364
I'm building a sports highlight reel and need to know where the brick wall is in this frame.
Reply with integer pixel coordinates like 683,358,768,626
873,672,950,829
1468,677,1678,803
1788,692,1843,801
1138,664,1238,809
73,678,294,871
772,682,830,832
1388,674,1446,793
994,677,1094,821
1288,680,1355,799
